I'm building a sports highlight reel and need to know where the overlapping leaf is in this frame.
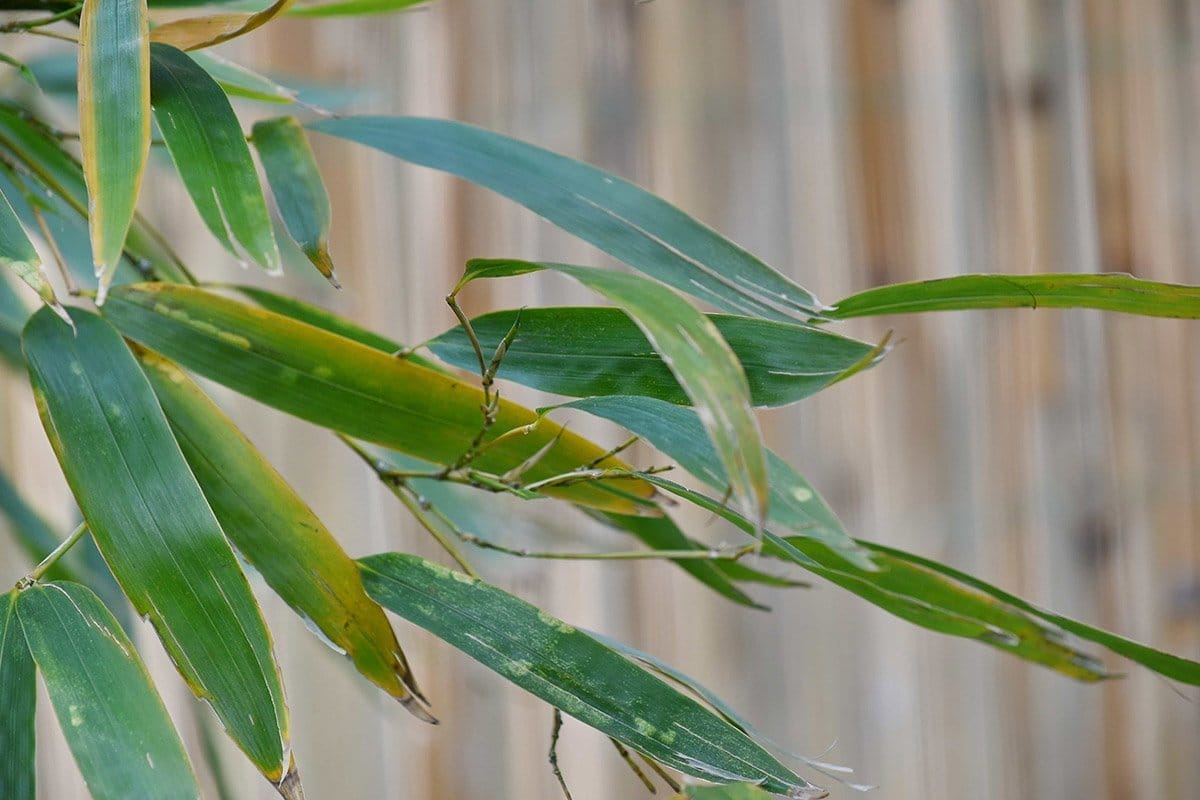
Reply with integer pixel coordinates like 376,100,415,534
309,116,825,321
79,0,150,299
0,590,34,800
0,185,64,318
150,0,297,51
252,117,336,284
358,552,827,798
22,307,294,789
288,0,428,17
190,51,298,104
150,44,279,271
459,259,768,527
829,272,1200,319
16,582,201,800
137,347,433,718
101,283,657,515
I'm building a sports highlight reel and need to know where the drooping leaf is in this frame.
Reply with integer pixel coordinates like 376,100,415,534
0,590,35,800
828,272,1200,319
0,468,59,568
0,184,65,317
684,784,778,800
460,259,768,527
309,116,825,321
16,582,200,800
150,0,297,51
287,0,427,17
0,53,38,88
558,395,872,570
150,43,279,271
22,307,294,787
252,117,336,284
79,0,150,299
137,347,433,719
101,283,657,515
190,50,298,103
358,552,827,798
429,306,880,408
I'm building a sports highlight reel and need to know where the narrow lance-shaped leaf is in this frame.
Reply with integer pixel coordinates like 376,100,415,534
287,0,428,17
460,259,768,527
309,116,826,321
150,44,279,272
828,272,1200,319
558,395,873,570
428,306,881,408
190,50,298,104
137,346,433,720
0,184,67,320
0,590,35,800
17,582,201,800
150,0,297,51
101,283,659,516
252,117,337,285
22,308,295,791
359,552,828,798
79,0,150,300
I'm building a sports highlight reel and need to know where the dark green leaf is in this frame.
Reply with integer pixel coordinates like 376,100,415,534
829,273,1200,319
309,116,825,321
150,43,279,271
358,552,826,798
0,590,35,800
16,582,200,800
102,283,658,516
22,307,293,786
0,184,64,315
429,306,879,408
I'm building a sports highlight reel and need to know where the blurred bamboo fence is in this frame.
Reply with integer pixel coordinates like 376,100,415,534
2,1,1198,798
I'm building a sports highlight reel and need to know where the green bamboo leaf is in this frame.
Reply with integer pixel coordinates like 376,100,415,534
16,582,200,800
308,116,825,321
558,395,871,570
828,273,1200,319
21,307,295,790
358,552,827,798
252,117,336,285
101,283,658,515
287,0,427,17
0,468,59,568
429,307,880,408
0,53,38,89
79,0,150,300
190,50,298,104
150,43,279,272
1,590,35,800
0,270,26,366
460,259,768,527
0,184,67,319
137,347,433,719
685,785,777,800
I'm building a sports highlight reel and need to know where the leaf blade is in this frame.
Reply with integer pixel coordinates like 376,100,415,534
0,590,35,800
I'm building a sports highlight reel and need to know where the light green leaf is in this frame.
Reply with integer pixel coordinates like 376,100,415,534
0,53,39,89
190,50,298,103
0,184,66,318
309,116,825,321
558,395,871,570
22,307,294,788
252,117,336,284
1,590,35,800
358,552,826,798
16,582,200,800
429,306,880,408
137,347,433,719
288,0,427,17
461,258,768,528
150,43,279,272
101,283,658,516
684,784,778,800
828,272,1200,319
79,0,150,299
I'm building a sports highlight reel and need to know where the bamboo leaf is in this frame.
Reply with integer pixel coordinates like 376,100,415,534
0,184,66,319
150,0,297,51
558,395,872,570
358,552,827,798
308,116,826,321
21,307,294,788
16,582,200,800
190,50,298,104
460,259,768,527
137,347,433,719
252,117,336,284
429,306,880,408
828,273,1200,319
101,283,658,516
79,0,150,300
150,44,279,271
684,785,777,800
1,590,35,800
287,0,427,17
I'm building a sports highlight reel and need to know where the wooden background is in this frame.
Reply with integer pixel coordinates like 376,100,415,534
1,1,1198,798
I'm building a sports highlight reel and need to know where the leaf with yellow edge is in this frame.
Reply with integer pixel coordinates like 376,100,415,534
136,346,434,722
150,0,297,51
79,0,150,301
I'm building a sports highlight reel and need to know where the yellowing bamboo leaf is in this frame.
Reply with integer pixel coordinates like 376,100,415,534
79,0,150,302
150,0,297,51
